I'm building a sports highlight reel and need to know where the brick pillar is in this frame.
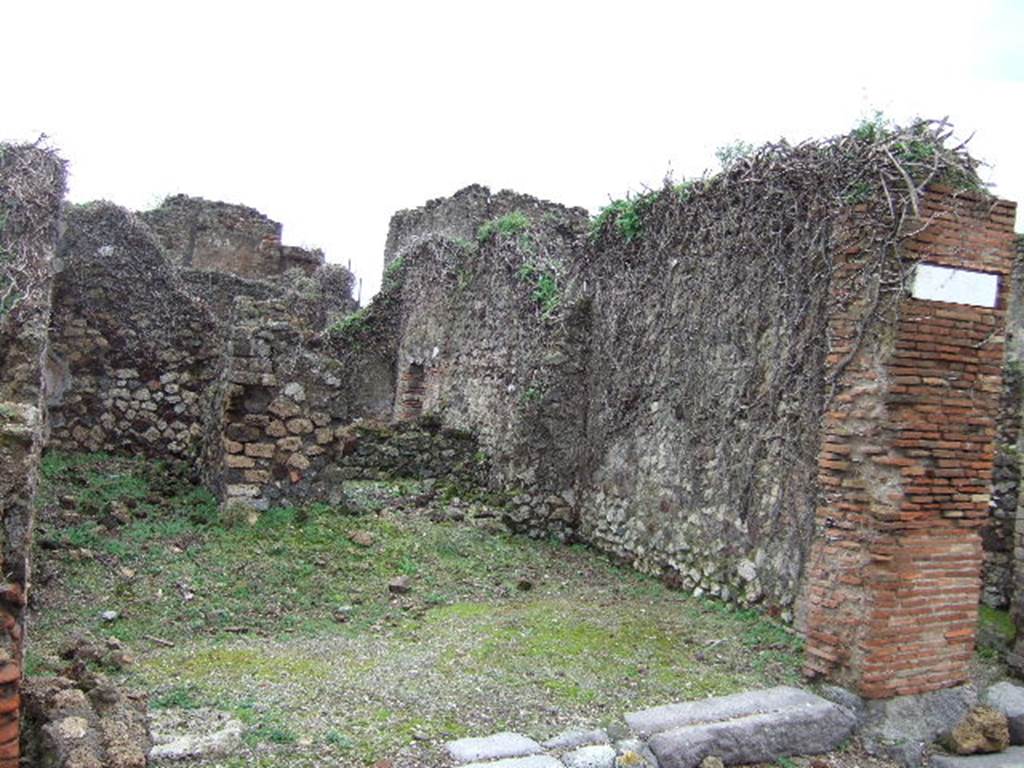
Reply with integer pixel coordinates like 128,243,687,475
0,145,65,767
396,362,426,421
804,188,1017,698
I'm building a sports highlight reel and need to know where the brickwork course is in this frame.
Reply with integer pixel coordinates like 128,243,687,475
804,189,1018,697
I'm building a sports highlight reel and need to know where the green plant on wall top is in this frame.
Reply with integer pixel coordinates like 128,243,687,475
591,190,659,243
477,210,531,242
849,111,985,193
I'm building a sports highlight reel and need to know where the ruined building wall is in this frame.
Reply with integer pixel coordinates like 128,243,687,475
46,198,357,467
47,203,223,463
0,143,66,768
208,276,401,511
384,184,589,268
142,194,325,278
378,172,1017,698
385,218,591,537
804,189,1017,697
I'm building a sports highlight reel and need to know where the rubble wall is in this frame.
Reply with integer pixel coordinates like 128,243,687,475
47,203,223,464
0,142,66,768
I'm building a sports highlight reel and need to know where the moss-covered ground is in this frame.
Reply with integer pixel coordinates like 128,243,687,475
30,452,809,766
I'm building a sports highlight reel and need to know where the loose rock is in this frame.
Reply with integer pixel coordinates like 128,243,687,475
943,706,1010,755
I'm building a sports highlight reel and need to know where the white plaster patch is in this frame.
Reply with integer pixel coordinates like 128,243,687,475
911,263,998,307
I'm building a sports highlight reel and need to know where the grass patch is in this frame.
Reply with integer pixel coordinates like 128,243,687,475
980,604,1016,643
32,451,804,766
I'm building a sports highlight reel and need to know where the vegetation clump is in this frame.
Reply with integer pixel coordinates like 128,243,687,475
516,262,560,318
476,210,531,242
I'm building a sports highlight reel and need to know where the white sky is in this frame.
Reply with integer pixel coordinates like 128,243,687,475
6,1,1023,300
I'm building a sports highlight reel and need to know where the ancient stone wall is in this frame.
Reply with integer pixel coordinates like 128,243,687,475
0,142,66,768
142,194,324,278
578,190,832,616
368,149,1017,699
804,188,1017,697
384,222,590,538
384,184,588,268
47,203,223,464
209,292,398,512
46,198,356,468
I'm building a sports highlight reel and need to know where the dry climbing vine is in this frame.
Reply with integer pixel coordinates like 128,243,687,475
0,139,66,327
577,118,987,596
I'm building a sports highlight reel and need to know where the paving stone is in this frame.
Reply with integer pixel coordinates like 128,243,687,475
462,757,564,768
862,684,977,767
985,682,1024,745
642,688,855,768
930,746,1024,768
446,732,544,764
625,686,827,737
542,729,609,751
818,684,865,726
562,744,615,768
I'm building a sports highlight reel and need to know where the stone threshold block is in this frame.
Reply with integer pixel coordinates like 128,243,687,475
931,747,1024,768
625,686,855,768
447,732,544,764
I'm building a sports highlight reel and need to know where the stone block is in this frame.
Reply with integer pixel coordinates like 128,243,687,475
931,747,1024,768
287,453,310,471
562,744,614,768
462,758,563,768
626,686,819,738
276,436,302,452
224,454,255,469
943,706,1009,755
287,418,314,435
446,732,544,764
628,687,855,768
244,443,275,459
541,729,608,751
986,683,1024,745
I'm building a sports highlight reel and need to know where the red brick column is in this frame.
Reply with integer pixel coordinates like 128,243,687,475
804,188,1017,698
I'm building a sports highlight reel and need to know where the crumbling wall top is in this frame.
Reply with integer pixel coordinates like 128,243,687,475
141,194,325,279
383,184,589,270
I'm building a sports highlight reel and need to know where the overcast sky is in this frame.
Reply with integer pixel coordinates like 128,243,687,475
7,1,1023,299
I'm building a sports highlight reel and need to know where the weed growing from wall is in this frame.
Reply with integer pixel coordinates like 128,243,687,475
477,211,530,242
328,308,368,337
516,262,560,318
590,192,660,243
